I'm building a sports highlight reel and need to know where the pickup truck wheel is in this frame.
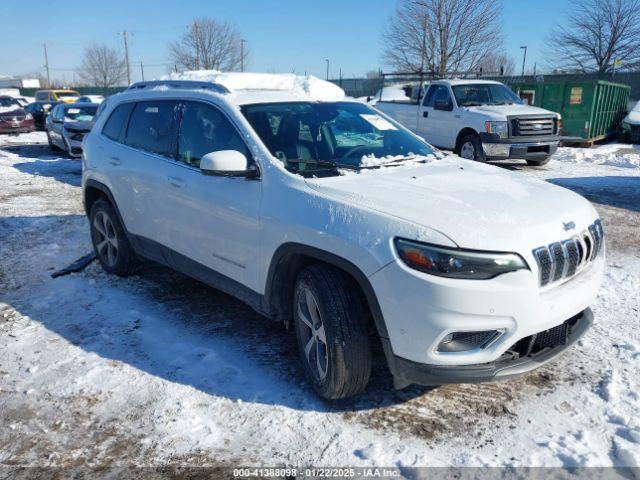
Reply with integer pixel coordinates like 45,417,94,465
459,134,486,162
526,156,552,166
90,199,136,276
293,265,372,399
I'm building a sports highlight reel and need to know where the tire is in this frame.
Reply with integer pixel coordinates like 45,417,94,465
458,134,486,162
526,156,551,166
293,264,372,399
89,199,137,276
47,132,61,152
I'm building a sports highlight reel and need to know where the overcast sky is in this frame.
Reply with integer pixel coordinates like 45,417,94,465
0,0,568,83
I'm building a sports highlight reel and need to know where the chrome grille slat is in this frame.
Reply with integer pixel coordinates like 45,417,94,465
512,116,556,137
532,220,604,287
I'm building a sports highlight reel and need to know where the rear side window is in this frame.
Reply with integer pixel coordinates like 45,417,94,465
125,101,180,157
102,103,134,141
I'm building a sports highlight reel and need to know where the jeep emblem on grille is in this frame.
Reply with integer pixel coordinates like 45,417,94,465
563,221,576,231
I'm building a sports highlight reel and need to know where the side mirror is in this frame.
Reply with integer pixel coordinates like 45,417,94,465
200,150,257,177
434,100,453,111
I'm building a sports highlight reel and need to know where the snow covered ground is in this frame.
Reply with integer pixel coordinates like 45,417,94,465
1,133,639,473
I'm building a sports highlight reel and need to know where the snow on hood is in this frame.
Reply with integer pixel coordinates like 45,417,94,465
163,70,345,101
305,156,597,252
0,106,23,115
464,104,558,120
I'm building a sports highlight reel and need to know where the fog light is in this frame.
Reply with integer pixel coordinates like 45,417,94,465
437,330,503,353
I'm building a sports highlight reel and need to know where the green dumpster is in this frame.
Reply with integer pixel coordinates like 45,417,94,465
512,79,630,143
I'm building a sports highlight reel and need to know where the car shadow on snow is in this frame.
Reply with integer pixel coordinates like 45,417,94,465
4,215,428,412
548,176,640,212
9,145,81,187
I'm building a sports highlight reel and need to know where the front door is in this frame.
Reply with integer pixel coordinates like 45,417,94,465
417,85,456,149
160,100,262,291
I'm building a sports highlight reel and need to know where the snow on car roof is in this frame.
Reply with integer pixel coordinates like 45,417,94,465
162,70,346,104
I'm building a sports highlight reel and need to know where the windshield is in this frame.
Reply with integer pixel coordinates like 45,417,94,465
0,97,20,108
452,84,521,106
63,105,98,122
241,102,436,175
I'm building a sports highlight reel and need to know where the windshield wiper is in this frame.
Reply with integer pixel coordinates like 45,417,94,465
286,158,362,170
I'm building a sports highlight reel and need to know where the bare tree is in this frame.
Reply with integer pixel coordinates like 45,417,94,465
478,52,516,76
77,43,127,88
381,0,503,73
169,17,247,71
548,0,640,73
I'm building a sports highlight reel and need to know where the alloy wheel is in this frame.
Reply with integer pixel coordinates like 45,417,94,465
93,211,119,267
297,287,329,381
460,141,476,160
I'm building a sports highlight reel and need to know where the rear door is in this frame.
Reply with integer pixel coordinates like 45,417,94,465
114,100,182,247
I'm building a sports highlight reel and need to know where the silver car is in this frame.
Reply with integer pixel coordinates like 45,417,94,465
46,103,98,158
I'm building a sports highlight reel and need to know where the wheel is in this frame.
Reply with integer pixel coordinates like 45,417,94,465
89,199,136,276
526,156,551,166
458,134,486,162
293,265,372,399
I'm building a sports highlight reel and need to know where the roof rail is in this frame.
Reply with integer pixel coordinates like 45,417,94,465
126,80,230,94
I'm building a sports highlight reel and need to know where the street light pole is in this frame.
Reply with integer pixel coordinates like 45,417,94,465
325,58,329,80
241,39,247,72
520,46,527,77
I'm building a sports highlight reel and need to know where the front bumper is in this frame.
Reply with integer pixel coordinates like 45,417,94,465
64,134,87,158
479,132,559,160
0,119,35,134
385,308,592,388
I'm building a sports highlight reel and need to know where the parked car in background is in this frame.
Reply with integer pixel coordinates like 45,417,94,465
77,95,105,104
0,96,35,134
14,96,34,107
81,75,603,399
24,101,59,131
377,79,561,166
35,89,80,104
46,103,98,157
621,100,640,144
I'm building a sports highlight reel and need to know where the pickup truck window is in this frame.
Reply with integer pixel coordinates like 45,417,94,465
241,101,434,175
452,84,521,107
423,85,453,109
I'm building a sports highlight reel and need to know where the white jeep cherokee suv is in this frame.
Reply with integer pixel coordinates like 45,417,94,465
82,73,604,399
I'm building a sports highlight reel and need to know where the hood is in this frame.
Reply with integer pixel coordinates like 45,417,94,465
305,157,597,253
464,104,557,121
0,106,25,116
64,120,92,133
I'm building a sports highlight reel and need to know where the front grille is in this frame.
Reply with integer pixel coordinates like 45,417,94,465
511,117,556,136
0,115,25,122
533,220,604,287
509,315,579,357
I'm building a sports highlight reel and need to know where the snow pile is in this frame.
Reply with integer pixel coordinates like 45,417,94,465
624,100,640,124
554,145,640,169
163,70,345,101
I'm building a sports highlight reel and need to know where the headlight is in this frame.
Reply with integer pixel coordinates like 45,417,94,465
25,113,33,120
394,238,529,280
485,121,509,139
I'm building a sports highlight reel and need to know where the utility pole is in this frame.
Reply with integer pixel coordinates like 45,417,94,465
43,43,51,87
120,31,131,85
520,46,527,77
241,39,247,72
140,61,145,81
325,58,329,80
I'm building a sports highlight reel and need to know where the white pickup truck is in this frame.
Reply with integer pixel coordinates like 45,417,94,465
377,79,561,166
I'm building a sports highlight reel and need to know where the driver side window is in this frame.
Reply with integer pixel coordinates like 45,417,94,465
177,101,250,168
424,85,452,108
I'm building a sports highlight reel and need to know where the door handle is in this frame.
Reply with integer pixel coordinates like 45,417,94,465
422,111,429,118
108,156,121,166
167,176,185,188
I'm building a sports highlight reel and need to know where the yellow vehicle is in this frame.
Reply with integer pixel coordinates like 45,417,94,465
34,89,80,104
